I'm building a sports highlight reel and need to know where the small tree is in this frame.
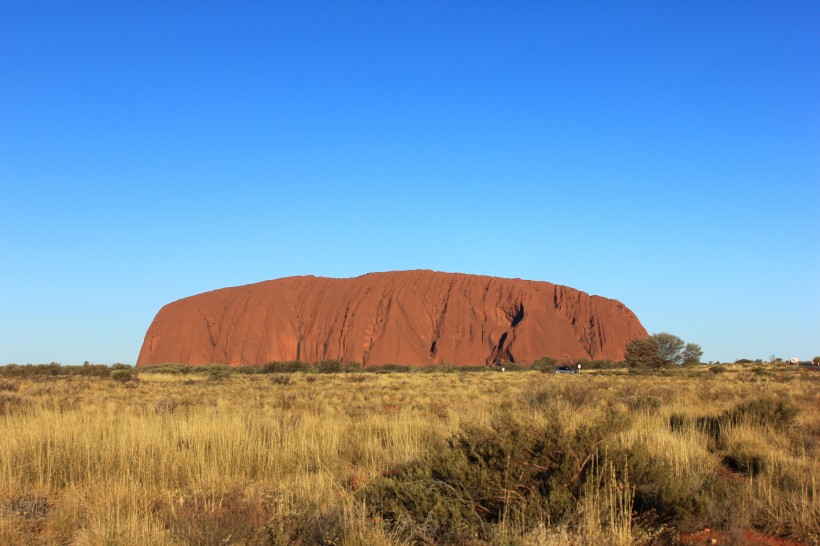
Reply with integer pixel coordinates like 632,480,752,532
532,356,557,372
624,337,663,369
682,343,703,364
645,333,703,365
813,356,820,366
111,369,134,382
652,332,685,364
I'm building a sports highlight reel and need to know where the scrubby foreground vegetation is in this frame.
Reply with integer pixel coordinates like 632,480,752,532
0,365,817,545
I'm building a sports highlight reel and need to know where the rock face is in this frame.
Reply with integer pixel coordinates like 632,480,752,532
137,270,647,367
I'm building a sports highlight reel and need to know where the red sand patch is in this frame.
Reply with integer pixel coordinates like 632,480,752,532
681,528,808,546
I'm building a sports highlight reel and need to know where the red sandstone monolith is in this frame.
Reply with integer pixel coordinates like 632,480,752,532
137,270,647,367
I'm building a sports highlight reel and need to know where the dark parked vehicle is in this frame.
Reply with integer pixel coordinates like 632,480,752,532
555,366,577,374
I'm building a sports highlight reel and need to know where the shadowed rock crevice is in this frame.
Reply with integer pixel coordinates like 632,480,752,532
510,304,525,329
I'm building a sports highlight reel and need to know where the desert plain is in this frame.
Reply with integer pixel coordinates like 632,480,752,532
1,363,817,545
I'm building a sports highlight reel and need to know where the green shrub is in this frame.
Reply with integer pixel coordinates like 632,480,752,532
0,393,31,416
624,395,662,412
359,408,632,542
204,367,230,381
318,360,342,373
722,443,765,476
270,374,291,385
532,357,557,372
672,399,799,437
696,415,724,449
0,363,111,378
77,363,113,377
342,361,364,372
610,443,705,522
262,361,310,373
268,503,346,546
0,381,19,392
575,358,621,370
154,396,179,414
668,413,687,433
554,382,597,408
274,393,297,410
524,388,552,410
138,364,184,374
722,398,798,430
496,362,527,371
1,494,51,520
444,364,465,372
369,364,413,373
110,369,134,383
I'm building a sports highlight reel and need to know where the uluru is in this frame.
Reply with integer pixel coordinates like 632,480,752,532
137,270,647,367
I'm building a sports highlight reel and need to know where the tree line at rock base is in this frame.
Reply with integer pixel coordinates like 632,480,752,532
7,331,811,377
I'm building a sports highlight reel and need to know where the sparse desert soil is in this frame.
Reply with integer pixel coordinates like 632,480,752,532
0,365,817,545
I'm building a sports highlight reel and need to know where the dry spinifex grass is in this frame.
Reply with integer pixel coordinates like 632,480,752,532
0,365,816,545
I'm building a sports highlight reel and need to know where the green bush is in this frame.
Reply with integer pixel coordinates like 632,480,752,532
0,393,31,416
531,357,557,372
270,374,291,385
359,408,632,542
668,413,687,433
554,382,598,408
318,360,342,373
575,358,621,370
610,443,706,522
154,396,179,414
262,361,310,373
696,415,723,446
268,504,345,546
722,444,765,476
0,363,112,378
138,364,185,374
368,364,413,373
204,367,230,381
111,369,134,383
624,394,662,412
523,388,552,410
722,398,798,430
235,365,262,375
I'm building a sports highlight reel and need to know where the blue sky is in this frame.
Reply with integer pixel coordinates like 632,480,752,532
1,1,818,364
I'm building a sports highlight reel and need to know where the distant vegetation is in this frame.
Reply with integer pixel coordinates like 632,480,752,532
624,332,703,369
0,360,628,378
0,340,702,380
0,362,816,544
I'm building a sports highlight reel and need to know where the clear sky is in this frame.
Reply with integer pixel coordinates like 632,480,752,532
1,1,818,365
